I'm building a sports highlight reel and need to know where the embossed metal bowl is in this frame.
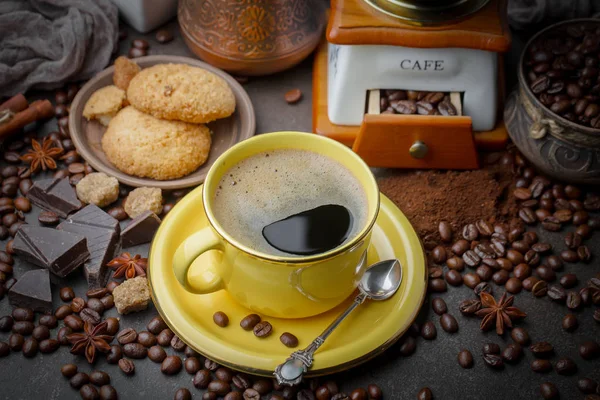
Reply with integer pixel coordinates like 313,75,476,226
505,19,600,185
178,0,326,76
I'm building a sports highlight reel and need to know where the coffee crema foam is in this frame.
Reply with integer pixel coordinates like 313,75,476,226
213,149,368,257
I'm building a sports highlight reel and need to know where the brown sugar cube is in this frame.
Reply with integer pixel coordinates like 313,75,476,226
124,187,162,219
112,277,151,314
76,173,119,207
113,56,141,91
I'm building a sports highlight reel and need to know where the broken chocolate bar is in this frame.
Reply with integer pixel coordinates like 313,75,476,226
8,269,53,313
13,225,89,277
57,204,120,288
121,211,161,248
26,177,82,218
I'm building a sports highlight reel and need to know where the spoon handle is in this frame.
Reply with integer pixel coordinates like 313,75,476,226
274,292,368,386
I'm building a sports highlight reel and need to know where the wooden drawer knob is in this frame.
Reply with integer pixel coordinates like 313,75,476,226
409,141,428,159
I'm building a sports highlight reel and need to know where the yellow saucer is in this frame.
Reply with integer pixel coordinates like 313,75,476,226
148,185,426,377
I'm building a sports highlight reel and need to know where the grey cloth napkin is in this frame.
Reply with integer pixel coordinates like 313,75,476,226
0,0,119,96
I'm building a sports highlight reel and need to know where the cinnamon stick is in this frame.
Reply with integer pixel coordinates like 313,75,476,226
0,100,55,138
0,94,28,113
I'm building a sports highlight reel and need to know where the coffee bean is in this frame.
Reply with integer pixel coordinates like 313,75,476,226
460,273,479,290
474,282,492,296
208,380,230,396
147,345,167,363
191,369,211,389
161,355,182,375
561,249,579,262
428,267,443,279
438,221,452,242
578,378,599,394
86,287,107,298
537,265,556,282
38,210,59,225
284,88,303,104
523,276,540,291
513,263,531,280
579,340,600,360
22,337,38,357
431,297,447,315
107,206,127,221
508,328,529,346
502,344,522,363
567,291,583,310
32,325,50,341
532,280,548,297
123,343,147,359
421,321,436,340
440,313,458,333
253,321,272,338
483,353,504,369
57,327,72,345
203,393,218,400
204,358,218,371
416,387,432,400
61,363,78,378
506,249,524,265
531,358,552,373
547,284,567,302
147,316,167,334
55,305,72,320
398,335,416,356
252,379,272,395
213,311,229,327
240,314,261,331
117,328,137,344
132,38,149,49
559,273,578,288
457,300,481,319
78,308,100,325
0,316,13,332
243,388,261,400
431,246,447,264
174,388,192,400
577,245,592,262
451,239,470,256
88,370,110,387
555,357,578,375
444,269,463,286
462,224,478,241
103,317,119,336
13,197,30,212
118,358,135,375
128,47,146,58
279,332,299,348
530,342,554,357
133,331,155,348
157,328,174,346
155,28,174,43
59,286,75,302
86,298,105,314
540,382,559,399
183,356,201,374
8,333,24,351
71,297,86,313
70,372,90,389
232,374,251,390
12,321,34,335
446,257,464,271
505,277,522,294
12,307,33,322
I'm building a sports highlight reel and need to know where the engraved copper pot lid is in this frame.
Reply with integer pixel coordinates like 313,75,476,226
362,0,491,25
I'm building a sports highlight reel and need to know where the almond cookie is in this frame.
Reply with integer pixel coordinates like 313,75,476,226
126,63,236,123
113,56,141,91
82,85,126,126
101,106,211,180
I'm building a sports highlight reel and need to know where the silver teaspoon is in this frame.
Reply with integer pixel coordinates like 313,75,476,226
274,259,403,386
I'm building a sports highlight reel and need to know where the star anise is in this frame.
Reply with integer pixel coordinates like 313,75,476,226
20,137,63,173
66,321,113,363
107,252,147,279
475,292,526,335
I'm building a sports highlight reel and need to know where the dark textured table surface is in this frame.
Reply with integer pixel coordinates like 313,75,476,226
0,18,598,400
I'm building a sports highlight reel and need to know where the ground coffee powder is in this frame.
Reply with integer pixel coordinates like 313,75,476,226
378,161,511,241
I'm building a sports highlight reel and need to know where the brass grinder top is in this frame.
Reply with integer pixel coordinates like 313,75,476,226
362,0,492,25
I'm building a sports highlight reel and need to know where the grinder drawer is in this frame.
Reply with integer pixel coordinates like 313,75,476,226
352,89,479,169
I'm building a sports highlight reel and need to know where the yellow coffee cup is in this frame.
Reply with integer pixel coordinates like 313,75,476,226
172,131,379,318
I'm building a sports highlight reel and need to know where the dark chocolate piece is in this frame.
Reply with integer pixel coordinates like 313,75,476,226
57,204,120,288
13,225,89,277
26,177,82,218
121,211,161,248
8,269,53,313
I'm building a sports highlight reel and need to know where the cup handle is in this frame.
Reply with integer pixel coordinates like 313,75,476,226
173,227,225,294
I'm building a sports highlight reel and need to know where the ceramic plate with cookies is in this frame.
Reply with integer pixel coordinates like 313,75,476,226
69,55,256,189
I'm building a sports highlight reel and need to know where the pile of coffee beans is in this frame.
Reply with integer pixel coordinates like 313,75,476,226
379,90,458,116
524,22,600,128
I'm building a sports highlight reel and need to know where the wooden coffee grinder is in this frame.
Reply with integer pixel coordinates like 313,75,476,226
313,0,511,169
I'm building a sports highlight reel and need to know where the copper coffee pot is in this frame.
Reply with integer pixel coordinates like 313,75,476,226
178,0,326,76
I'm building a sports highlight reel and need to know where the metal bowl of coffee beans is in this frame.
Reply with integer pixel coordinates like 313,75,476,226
505,19,600,185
